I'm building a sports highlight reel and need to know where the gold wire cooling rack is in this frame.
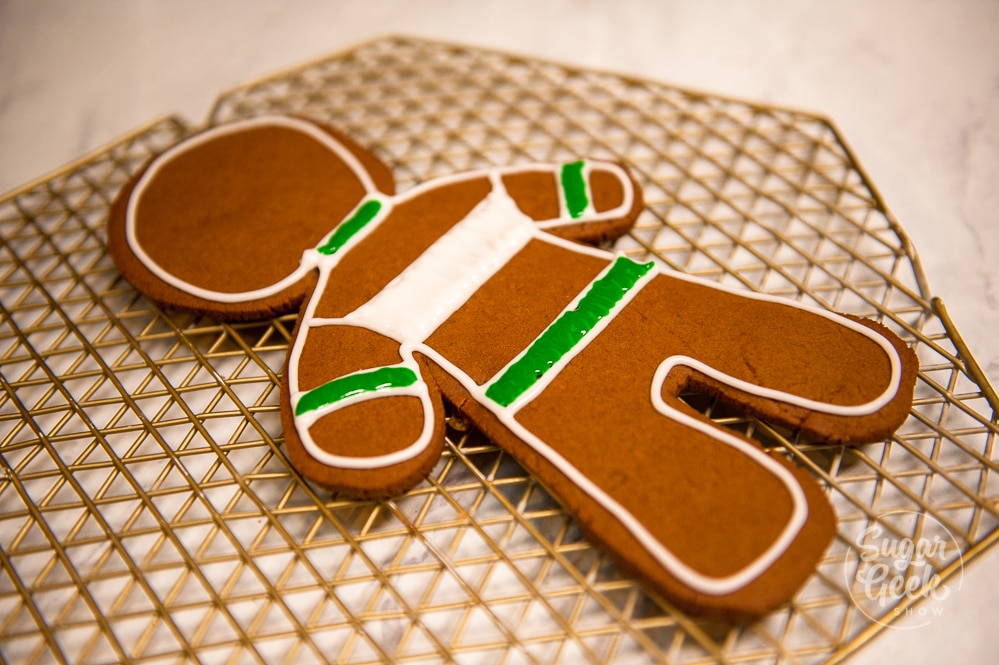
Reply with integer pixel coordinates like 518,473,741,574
1,36,997,665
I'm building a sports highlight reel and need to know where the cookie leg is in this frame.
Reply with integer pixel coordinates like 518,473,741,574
505,269,918,618
281,319,446,497
511,332,834,618
649,273,917,444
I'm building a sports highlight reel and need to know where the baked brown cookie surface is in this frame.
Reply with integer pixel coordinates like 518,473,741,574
109,115,917,619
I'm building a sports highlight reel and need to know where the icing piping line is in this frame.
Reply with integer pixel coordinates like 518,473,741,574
648,370,810,593
290,349,435,469
287,172,534,471
533,230,904,416
560,160,591,219
304,387,435,470
646,279,903,418
485,255,655,408
316,197,384,256
294,364,419,417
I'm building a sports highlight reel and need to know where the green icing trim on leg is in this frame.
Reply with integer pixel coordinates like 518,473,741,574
560,161,589,219
295,365,418,416
316,198,383,256
485,256,654,408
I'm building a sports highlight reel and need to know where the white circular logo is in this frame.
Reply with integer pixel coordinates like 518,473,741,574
845,509,963,629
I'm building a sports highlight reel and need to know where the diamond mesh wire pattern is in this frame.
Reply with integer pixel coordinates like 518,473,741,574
1,36,997,665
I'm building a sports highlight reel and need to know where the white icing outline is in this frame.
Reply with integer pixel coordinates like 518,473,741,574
128,118,906,596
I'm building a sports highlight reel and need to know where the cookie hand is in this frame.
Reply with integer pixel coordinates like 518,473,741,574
281,319,446,497
499,160,643,245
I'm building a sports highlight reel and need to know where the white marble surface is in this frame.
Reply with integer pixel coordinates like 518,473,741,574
1,0,996,662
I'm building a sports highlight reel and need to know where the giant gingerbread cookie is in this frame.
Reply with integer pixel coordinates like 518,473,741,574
108,115,917,619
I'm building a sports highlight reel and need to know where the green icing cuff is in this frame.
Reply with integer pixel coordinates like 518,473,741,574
295,365,419,417
560,161,589,219
317,198,383,256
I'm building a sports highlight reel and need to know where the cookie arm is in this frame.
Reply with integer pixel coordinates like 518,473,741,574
281,311,447,497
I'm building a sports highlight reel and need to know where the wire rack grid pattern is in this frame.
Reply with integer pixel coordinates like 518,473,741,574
1,36,997,665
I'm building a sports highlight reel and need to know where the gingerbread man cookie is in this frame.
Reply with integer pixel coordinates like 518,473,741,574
108,116,917,619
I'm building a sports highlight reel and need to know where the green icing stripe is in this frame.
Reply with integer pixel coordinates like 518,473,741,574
317,198,382,256
485,256,654,408
295,365,418,416
560,161,589,219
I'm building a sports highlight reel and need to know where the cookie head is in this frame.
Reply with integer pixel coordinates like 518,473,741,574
108,116,395,319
